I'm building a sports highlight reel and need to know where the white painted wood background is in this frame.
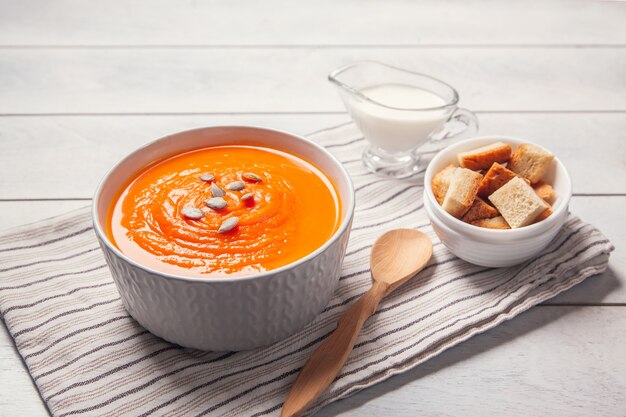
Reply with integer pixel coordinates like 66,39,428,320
0,1,625,415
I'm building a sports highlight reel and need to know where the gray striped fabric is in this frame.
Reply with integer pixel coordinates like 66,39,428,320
0,122,614,417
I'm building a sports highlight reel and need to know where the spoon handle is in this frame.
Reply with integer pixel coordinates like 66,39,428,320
281,281,387,417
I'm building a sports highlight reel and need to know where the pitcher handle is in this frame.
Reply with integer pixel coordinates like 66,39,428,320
430,107,479,143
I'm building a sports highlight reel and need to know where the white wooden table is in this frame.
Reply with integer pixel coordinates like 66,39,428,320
1,1,625,415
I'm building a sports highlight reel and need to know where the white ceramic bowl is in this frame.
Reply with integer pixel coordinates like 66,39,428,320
424,136,572,267
93,126,355,351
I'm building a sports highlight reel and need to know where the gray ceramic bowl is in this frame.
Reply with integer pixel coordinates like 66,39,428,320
92,126,355,351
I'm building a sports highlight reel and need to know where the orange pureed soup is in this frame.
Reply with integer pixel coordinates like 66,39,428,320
108,145,341,277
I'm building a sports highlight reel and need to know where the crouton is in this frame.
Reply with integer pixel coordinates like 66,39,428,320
457,142,512,171
442,168,482,218
533,180,556,203
477,162,517,198
534,206,553,223
471,216,511,230
461,197,500,223
431,164,456,204
488,177,549,228
508,144,554,184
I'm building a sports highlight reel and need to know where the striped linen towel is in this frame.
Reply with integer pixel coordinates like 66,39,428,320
0,122,613,417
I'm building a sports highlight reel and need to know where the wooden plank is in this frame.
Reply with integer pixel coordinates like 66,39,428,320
0,113,624,199
0,48,625,114
0,2,622,416
1,0,624,46
1,306,625,417
0,196,623,305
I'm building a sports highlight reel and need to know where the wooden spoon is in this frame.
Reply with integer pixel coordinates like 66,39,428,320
281,228,433,417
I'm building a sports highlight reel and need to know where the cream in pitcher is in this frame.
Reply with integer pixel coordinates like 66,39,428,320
351,84,449,152
329,61,478,179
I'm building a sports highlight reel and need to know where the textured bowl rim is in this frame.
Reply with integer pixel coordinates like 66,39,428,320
92,125,356,283
424,135,573,239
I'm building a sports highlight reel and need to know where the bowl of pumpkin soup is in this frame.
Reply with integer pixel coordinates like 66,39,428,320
93,126,355,351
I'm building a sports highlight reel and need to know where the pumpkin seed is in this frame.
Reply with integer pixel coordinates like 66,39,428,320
204,197,227,210
226,181,245,191
218,217,239,233
182,207,204,220
242,172,263,183
210,183,225,197
241,192,254,201
199,173,215,182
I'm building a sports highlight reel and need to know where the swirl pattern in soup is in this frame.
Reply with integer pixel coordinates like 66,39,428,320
108,145,341,277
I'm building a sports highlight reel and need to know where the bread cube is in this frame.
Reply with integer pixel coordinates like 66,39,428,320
461,197,499,223
471,216,510,230
442,168,482,218
534,206,553,223
533,180,556,203
457,142,512,171
431,164,456,205
477,162,517,198
488,177,549,228
508,144,554,184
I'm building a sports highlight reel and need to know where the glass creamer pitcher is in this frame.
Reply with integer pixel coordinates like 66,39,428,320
329,61,478,178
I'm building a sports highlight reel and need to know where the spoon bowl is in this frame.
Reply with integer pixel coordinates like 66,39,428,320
371,229,433,294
